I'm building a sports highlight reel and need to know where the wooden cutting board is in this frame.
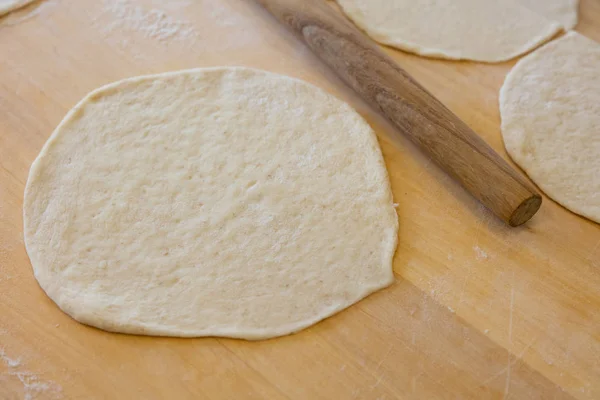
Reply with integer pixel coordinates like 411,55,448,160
1,0,599,398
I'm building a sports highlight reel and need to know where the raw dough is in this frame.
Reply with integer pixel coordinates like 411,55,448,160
23,67,398,339
520,0,579,30
0,0,35,16
500,32,600,223
335,0,561,62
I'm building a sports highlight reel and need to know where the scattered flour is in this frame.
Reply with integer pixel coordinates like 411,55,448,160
102,0,197,42
473,245,489,261
0,347,21,367
203,0,245,27
146,0,194,12
0,347,62,400
95,0,263,58
197,0,264,49
14,372,49,400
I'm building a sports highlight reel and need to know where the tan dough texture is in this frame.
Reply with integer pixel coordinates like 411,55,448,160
500,32,600,224
23,67,398,339
335,0,561,62
0,0,35,16
520,0,579,30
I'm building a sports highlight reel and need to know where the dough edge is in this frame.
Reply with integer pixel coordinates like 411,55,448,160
0,0,36,16
335,0,562,63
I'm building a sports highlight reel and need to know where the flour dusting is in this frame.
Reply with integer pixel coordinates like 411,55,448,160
473,245,489,261
204,0,244,27
198,0,263,49
1,347,62,400
96,0,263,58
0,347,21,367
101,0,198,42
13,372,50,400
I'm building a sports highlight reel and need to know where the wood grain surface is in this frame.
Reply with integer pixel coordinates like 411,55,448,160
0,0,599,399
255,0,542,227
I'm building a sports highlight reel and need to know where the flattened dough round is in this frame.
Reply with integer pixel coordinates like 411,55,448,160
500,32,600,223
335,0,561,62
24,67,398,339
520,0,579,30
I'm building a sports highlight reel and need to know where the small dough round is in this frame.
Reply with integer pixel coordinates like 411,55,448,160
24,67,398,339
500,32,600,223
335,0,561,62
0,0,35,16
520,0,579,30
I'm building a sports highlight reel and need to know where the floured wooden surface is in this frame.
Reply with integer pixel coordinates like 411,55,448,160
0,0,599,398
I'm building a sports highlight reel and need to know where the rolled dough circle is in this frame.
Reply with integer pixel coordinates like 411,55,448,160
23,67,398,339
335,0,562,62
500,32,600,223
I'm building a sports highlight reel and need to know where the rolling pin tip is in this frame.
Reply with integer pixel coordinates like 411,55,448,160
509,194,542,227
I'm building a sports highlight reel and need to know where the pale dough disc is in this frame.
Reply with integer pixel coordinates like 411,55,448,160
520,0,579,30
335,0,561,62
0,0,35,16
500,32,600,223
23,67,398,339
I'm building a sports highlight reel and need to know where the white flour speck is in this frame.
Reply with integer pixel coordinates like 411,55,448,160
473,245,489,261
0,348,21,368
1,347,62,400
198,0,265,49
204,0,243,27
10,371,62,400
101,0,198,42
16,372,50,399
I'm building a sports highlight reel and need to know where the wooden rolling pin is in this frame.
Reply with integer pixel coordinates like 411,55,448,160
253,0,542,226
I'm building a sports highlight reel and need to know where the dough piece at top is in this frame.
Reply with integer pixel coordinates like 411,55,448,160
520,0,579,30
23,67,399,339
500,32,600,223
0,0,35,16
335,0,561,62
